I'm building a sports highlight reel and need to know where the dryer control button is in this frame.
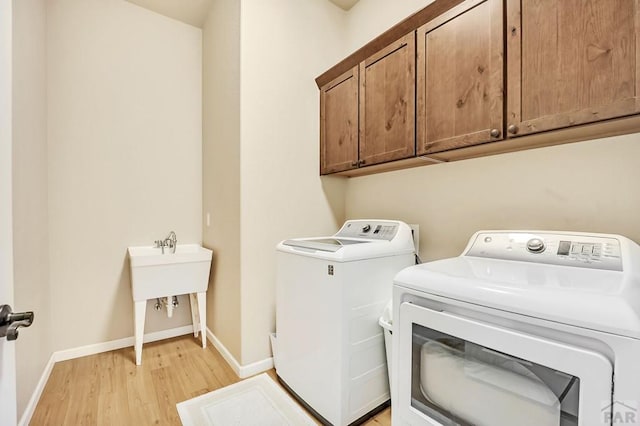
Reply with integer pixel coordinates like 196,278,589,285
526,238,546,253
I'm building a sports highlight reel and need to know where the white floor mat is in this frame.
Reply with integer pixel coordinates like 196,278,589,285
177,373,317,426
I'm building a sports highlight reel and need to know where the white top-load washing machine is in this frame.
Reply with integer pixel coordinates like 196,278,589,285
276,220,415,426
392,230,640,426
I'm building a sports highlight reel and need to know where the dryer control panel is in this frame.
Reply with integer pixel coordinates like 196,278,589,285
336,220,399,241
465,231,623,271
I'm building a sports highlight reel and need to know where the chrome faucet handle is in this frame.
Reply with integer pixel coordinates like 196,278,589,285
154,239,166,254
165,231,177,244
163,231,177,253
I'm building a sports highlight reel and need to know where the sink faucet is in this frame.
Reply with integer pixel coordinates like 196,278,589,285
154,231,177,254
164,231,177,254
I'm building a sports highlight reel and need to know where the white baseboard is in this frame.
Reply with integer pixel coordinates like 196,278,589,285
206,327,274,379
53,325,193,362
18,353,55,426
239,356,275,379
19,325,193,426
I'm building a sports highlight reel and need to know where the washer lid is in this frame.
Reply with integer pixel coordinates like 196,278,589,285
394,256,640,339
276,220,416,262
282,238,369,252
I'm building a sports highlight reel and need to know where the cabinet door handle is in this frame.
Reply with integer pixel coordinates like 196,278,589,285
351,161,358,167
490,128,501,138
359,159,366,166
507,124,519,135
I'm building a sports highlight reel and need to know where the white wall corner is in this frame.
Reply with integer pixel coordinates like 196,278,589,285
206,328,273,379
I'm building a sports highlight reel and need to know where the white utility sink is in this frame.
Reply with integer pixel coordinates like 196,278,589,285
128,243,213,365
129,244,212,301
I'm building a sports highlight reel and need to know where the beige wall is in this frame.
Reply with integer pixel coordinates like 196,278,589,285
234,0,347,365
238,0,348,365
346,135,640,261
47,0,202,351
202,0,242,361
346,0,431,48
202,0,348,366
344,0,640,259
12,0,51,417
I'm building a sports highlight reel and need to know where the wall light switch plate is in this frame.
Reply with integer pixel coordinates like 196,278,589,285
409,224,419,253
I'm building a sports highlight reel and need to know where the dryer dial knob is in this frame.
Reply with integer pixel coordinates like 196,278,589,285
527,238,546,253
362,224,371,233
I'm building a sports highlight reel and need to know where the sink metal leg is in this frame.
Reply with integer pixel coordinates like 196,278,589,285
134,300,146,365
189,293,199,338
197,291,207,348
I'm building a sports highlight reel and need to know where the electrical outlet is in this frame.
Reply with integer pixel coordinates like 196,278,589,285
409,224,420,253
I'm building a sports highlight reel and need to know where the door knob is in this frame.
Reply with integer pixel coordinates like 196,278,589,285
0,304,34,341
507,124,519,134
490,128,501,138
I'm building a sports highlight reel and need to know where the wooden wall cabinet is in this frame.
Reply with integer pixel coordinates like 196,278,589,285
320,66,359,174
317,0,640,176
320,34,416,175
359,32,416,166
506,0,640,137
417,0,503,155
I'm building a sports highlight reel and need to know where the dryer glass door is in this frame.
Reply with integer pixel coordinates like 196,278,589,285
397,302,613,426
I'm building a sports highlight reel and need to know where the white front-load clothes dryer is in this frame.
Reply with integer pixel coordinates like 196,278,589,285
392,230,640,426
275,220,415,426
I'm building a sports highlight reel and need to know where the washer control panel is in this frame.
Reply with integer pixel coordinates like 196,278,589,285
335,220,399,241
466,231,623,271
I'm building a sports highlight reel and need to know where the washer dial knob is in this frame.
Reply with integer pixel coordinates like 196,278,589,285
526,238,546,253
362,224,371,233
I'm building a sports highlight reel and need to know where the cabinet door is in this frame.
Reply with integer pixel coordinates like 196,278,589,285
359,33,415,167
417,0,503,156
320,66,359,175
507,0,640,137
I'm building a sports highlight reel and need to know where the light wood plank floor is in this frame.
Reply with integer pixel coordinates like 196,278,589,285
31,335,391,425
